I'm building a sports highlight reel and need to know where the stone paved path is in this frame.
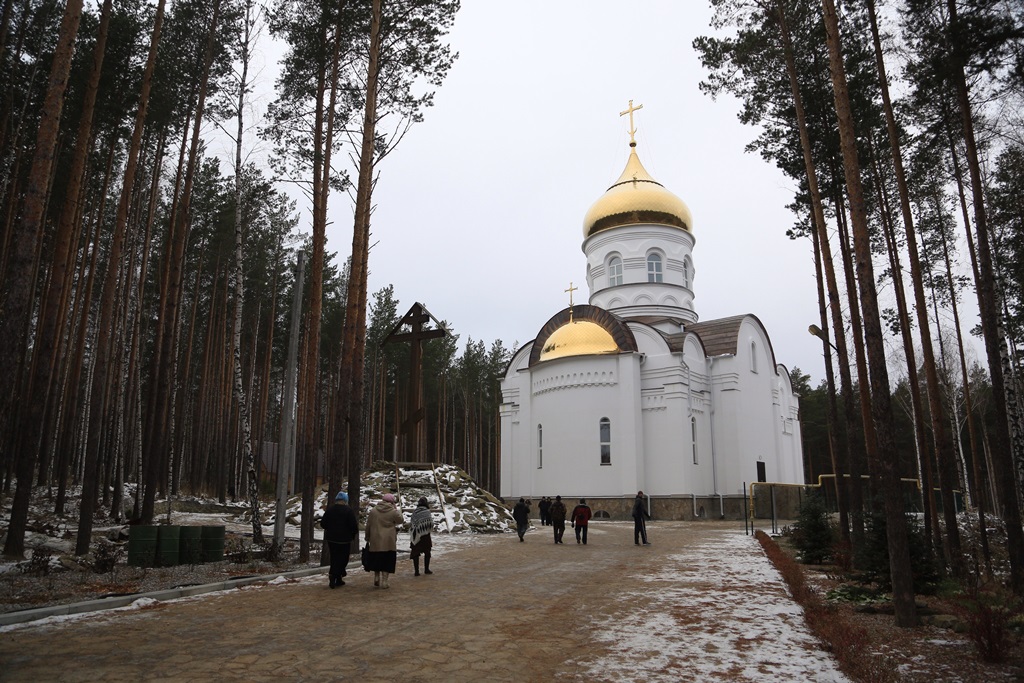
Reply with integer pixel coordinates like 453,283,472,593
0,521,849,682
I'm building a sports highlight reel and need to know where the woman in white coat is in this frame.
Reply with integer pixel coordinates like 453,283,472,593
365,493,404,588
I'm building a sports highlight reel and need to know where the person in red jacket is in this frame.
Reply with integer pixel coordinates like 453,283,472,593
570,498,592,545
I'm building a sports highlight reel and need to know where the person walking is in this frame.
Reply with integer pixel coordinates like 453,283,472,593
570,498,592,545
632,490,652,546
512,497,530,541
549,495,567,544
319,491,359,588
538,496,551,526
409,497,434,576
365,493,404,589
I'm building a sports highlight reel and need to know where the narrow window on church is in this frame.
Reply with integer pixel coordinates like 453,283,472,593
691,416,698,464
647,253,663,283
609,257,623,286
683,257,691,287
599,418,611,465
538,424,543,469
750,341,758,373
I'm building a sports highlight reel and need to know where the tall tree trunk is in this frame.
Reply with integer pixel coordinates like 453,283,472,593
231,0,262,543
344,0,382,520
945,0,1024,594
773,0,857,548
77,0,169,552
865,0,963,578
1,0,84,559
142,0,223,523
820,0,917,626
868,138,938,558
21,0,114,498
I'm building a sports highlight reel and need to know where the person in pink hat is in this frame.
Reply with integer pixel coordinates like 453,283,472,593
364,493,404,589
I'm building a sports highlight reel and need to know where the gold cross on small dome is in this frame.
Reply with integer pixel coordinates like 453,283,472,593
565,282,578,321
619,99,644,145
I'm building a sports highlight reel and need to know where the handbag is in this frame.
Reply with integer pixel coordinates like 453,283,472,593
361,544,371,572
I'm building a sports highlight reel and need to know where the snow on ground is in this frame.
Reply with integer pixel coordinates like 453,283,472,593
575,530,852,683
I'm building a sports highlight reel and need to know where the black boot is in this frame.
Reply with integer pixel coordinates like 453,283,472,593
424,555,432,575
413,557,420,576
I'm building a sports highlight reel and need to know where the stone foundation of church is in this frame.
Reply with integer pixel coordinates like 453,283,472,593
529,487,803,522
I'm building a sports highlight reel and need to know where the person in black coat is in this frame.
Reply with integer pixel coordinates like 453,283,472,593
512,498,530,542
632,490,651,546
538,496,552,526
320,491,359,588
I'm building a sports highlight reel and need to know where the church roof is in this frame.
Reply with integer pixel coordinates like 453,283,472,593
582,143,693,238
529,305,638,367
686,314,780,371
685,315,748,356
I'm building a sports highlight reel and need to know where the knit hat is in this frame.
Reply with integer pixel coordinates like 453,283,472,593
555,495,561,501
335,491,348,502
418,497,428,507
383,493,396,503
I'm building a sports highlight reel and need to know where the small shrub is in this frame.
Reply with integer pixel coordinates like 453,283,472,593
826,583,878,604
952,585,1021,663
89,541,124,574
831,538,853,572
20,550,54,576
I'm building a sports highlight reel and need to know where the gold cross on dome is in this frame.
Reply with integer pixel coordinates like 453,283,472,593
619,99,644,144
565,282,578,307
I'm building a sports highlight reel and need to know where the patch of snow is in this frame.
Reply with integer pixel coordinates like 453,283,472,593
129,597,158,609
573,530,853,682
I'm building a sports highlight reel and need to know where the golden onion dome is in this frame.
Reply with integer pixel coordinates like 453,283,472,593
538,320,619,362
583,144,693,238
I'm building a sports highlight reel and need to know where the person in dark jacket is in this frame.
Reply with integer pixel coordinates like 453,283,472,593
409,497,434,576
549,495,567,544
512,498,530,542
570,498,592,545
319,491,359,588
632,490,652,546
538,496,551,526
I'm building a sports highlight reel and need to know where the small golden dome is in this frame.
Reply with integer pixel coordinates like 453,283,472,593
538,320,619,362
583,145,692,237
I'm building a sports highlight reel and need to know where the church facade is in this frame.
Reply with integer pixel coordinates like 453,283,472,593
499,121,804,519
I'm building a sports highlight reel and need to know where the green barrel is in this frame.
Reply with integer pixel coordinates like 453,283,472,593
127,525,159,567
156,525,181,567
179,526,204,565
200,526,225,563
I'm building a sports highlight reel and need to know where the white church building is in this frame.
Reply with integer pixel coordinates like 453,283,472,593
499,117,804,519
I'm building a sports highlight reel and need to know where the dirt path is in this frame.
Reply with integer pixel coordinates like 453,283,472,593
0,521,848,682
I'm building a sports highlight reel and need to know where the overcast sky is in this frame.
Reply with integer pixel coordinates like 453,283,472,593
252,2,832,383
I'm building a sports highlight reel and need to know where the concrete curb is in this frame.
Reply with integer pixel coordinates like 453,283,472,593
0,565,330,627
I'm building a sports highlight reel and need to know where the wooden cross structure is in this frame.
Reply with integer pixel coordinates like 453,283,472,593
382,302,450,462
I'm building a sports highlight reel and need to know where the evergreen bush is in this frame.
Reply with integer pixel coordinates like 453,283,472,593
792,492,834,564
855,507,940,594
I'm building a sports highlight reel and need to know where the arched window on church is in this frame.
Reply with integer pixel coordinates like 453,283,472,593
599,418,611,465
750,341,758,373
537,424,543,468
609,256,623,287
647,253,663,283
683,256,692,288
691,416,698,464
